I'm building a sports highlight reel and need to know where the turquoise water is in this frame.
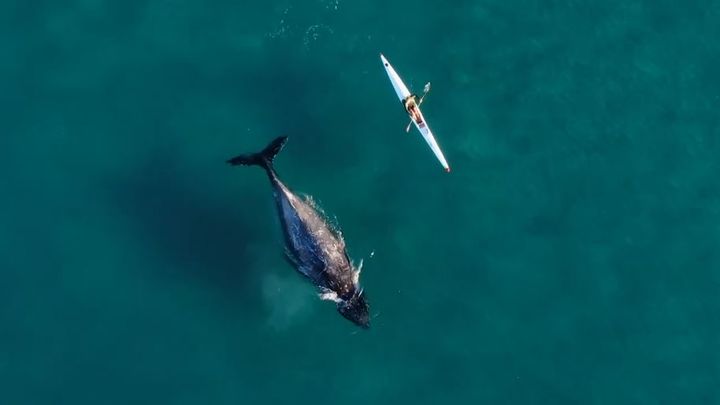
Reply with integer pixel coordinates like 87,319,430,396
3,0,720,403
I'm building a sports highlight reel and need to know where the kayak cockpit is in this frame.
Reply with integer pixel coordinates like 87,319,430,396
403,95,424,126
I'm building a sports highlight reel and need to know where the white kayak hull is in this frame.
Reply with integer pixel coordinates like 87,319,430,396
380,54,450,172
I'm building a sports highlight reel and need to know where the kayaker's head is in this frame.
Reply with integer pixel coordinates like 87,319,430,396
404,96,418,112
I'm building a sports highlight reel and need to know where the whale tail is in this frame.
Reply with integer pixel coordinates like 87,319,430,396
227,136,288,168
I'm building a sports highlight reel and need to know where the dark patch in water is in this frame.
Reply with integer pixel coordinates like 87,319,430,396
110,152,263,308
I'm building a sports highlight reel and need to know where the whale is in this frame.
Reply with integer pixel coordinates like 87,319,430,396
228,136,370,328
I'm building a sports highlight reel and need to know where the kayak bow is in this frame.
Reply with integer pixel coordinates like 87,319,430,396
380,54,450,172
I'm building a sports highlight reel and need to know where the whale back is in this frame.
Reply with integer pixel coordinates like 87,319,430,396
270,176,353,290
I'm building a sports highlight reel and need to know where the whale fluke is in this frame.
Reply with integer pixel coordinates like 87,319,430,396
227,136,288,168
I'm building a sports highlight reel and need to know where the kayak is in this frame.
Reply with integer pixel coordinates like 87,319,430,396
380,54,450,172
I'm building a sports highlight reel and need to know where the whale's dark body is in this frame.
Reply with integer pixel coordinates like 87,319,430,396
228,137,369,328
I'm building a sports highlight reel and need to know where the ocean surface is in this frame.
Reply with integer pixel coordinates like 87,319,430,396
3,0,720,403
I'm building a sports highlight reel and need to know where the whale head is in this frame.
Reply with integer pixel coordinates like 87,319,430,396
337,290,370,329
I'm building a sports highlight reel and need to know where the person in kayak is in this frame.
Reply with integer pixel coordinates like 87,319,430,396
403,95,423,125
